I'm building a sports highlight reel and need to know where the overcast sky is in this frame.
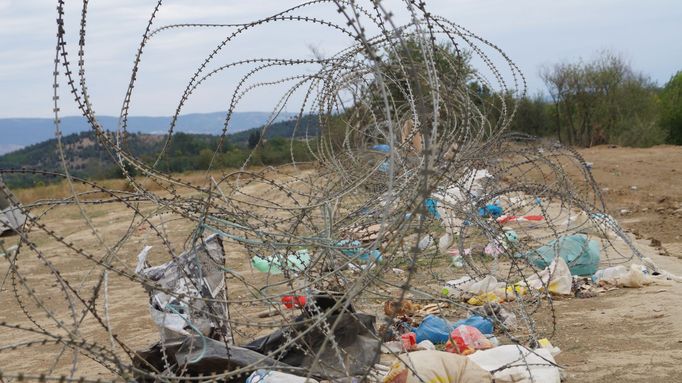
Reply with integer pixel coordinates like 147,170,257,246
0,0,680,118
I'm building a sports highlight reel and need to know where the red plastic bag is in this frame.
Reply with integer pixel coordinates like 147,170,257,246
401,332,416,350
281,295,307,309
445,325,493,355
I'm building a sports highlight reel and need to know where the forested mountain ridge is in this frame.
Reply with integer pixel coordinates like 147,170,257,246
0,116,320,188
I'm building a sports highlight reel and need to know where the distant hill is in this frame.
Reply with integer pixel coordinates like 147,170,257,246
0,115,320,188
0,111,294,155
230,114,320,145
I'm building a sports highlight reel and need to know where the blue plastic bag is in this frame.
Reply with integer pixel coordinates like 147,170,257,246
370,144,391,152
414,315,453,343
414,315,493,343
478,204,504,218
424,198,441,219
453,315,494,335
370,144,391,173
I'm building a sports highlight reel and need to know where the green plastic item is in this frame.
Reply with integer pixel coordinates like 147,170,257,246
252,249,311,274
524,234,600,276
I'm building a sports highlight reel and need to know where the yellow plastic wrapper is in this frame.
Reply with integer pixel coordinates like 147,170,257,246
505,284,527,296
538,338,553,348
467,292,500,306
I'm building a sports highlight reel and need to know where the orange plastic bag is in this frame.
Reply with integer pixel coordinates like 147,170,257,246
445,325,494,355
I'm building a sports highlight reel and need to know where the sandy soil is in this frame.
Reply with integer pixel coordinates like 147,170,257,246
0,145,681,382
578,145,682,247
552,145,682,382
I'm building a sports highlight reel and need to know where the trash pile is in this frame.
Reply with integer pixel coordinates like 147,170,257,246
1,1,681,382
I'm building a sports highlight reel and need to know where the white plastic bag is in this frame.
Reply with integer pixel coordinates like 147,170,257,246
246,370,318,383
524,257,572,295
442,276,475,298
438,233,453,253
383,350,492,383
468,345,560,383
594,264,649,287
467,275,502,295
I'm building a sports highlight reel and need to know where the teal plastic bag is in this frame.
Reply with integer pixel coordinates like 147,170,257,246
525,234,600,275
336,240,382,263
252,249,310,274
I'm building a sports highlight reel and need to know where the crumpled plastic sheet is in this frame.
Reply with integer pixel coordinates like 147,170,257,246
0,185,26,234
136,234,231,344
133,294,380,381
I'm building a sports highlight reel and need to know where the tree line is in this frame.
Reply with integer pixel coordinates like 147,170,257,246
0,130,316,189
327,40,680,149
512,52,680,147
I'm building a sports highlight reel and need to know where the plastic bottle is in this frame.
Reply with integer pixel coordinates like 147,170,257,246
592,265,627,283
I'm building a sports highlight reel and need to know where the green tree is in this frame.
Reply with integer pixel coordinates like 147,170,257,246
508,93,553,137
660,71,682,145
248,131,261,149
541,52,662,147
197,148,214,169
379,39,472,112
349,37,476,151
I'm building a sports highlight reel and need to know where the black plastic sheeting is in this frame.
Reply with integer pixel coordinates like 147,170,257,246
133,294,381,382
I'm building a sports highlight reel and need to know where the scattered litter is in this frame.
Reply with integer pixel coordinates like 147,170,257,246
416,302,450,316
337,239,382,263
472,302,518,330
417,235,434,251
413,315,457,344
384,299,421,317
537,338,562,356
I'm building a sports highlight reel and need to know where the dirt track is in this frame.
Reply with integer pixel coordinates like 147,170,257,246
554,145,682,382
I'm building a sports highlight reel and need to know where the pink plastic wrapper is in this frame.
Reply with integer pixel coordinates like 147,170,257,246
445,325,494,355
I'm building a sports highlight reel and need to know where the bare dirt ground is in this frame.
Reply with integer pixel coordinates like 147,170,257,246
0,145,681,382
579,145,682,247
553,145,682,382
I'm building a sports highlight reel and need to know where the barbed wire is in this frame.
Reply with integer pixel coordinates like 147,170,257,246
0,1,646,381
